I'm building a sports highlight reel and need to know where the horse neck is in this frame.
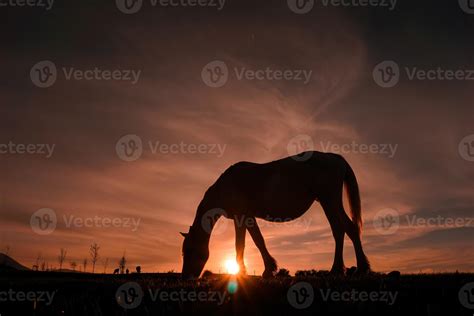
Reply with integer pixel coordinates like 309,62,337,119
189,189,223,243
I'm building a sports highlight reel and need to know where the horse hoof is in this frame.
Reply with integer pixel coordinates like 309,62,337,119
354,267,371,276
330,267,347,276
346,266,358,276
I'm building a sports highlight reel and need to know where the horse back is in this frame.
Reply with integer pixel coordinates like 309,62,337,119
213,152,346,220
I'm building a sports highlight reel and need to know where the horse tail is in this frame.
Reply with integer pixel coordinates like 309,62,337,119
343,159,362,235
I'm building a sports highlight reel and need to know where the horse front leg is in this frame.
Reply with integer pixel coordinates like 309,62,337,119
245,216,277,278
234,218,247,275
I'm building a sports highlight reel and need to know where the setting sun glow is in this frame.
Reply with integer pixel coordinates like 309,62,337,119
224,259,240,275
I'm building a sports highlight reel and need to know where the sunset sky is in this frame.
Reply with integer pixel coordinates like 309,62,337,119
1,0,473,274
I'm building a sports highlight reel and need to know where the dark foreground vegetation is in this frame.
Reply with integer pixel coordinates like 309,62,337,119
0,270,473,316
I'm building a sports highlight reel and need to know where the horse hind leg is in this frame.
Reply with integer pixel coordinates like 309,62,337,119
321,194,370,275
340,211,371,274
327,196,370,274
321,199,346,275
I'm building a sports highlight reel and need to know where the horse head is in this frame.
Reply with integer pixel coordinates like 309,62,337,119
180,227,209,280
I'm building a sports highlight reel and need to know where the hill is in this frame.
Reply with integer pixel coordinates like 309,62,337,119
0,253,29,271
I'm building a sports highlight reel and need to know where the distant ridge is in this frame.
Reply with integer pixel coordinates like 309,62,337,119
0,253,29,271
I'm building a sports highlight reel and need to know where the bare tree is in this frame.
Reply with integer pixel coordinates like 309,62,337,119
33,253,42,271
82,258,88,273
58,248,67,270
70,261,77,271
103,257,109,274
89,243,100,273
119,253,127,274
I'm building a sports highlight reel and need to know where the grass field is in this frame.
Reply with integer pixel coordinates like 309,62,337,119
0,271,473,315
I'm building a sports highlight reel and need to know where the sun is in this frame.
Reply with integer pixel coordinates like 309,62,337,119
224,259,240,275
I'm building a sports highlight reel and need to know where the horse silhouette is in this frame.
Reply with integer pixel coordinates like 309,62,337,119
181,151,371,279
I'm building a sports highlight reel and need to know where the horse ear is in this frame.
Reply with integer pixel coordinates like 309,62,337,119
180,232,188,238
